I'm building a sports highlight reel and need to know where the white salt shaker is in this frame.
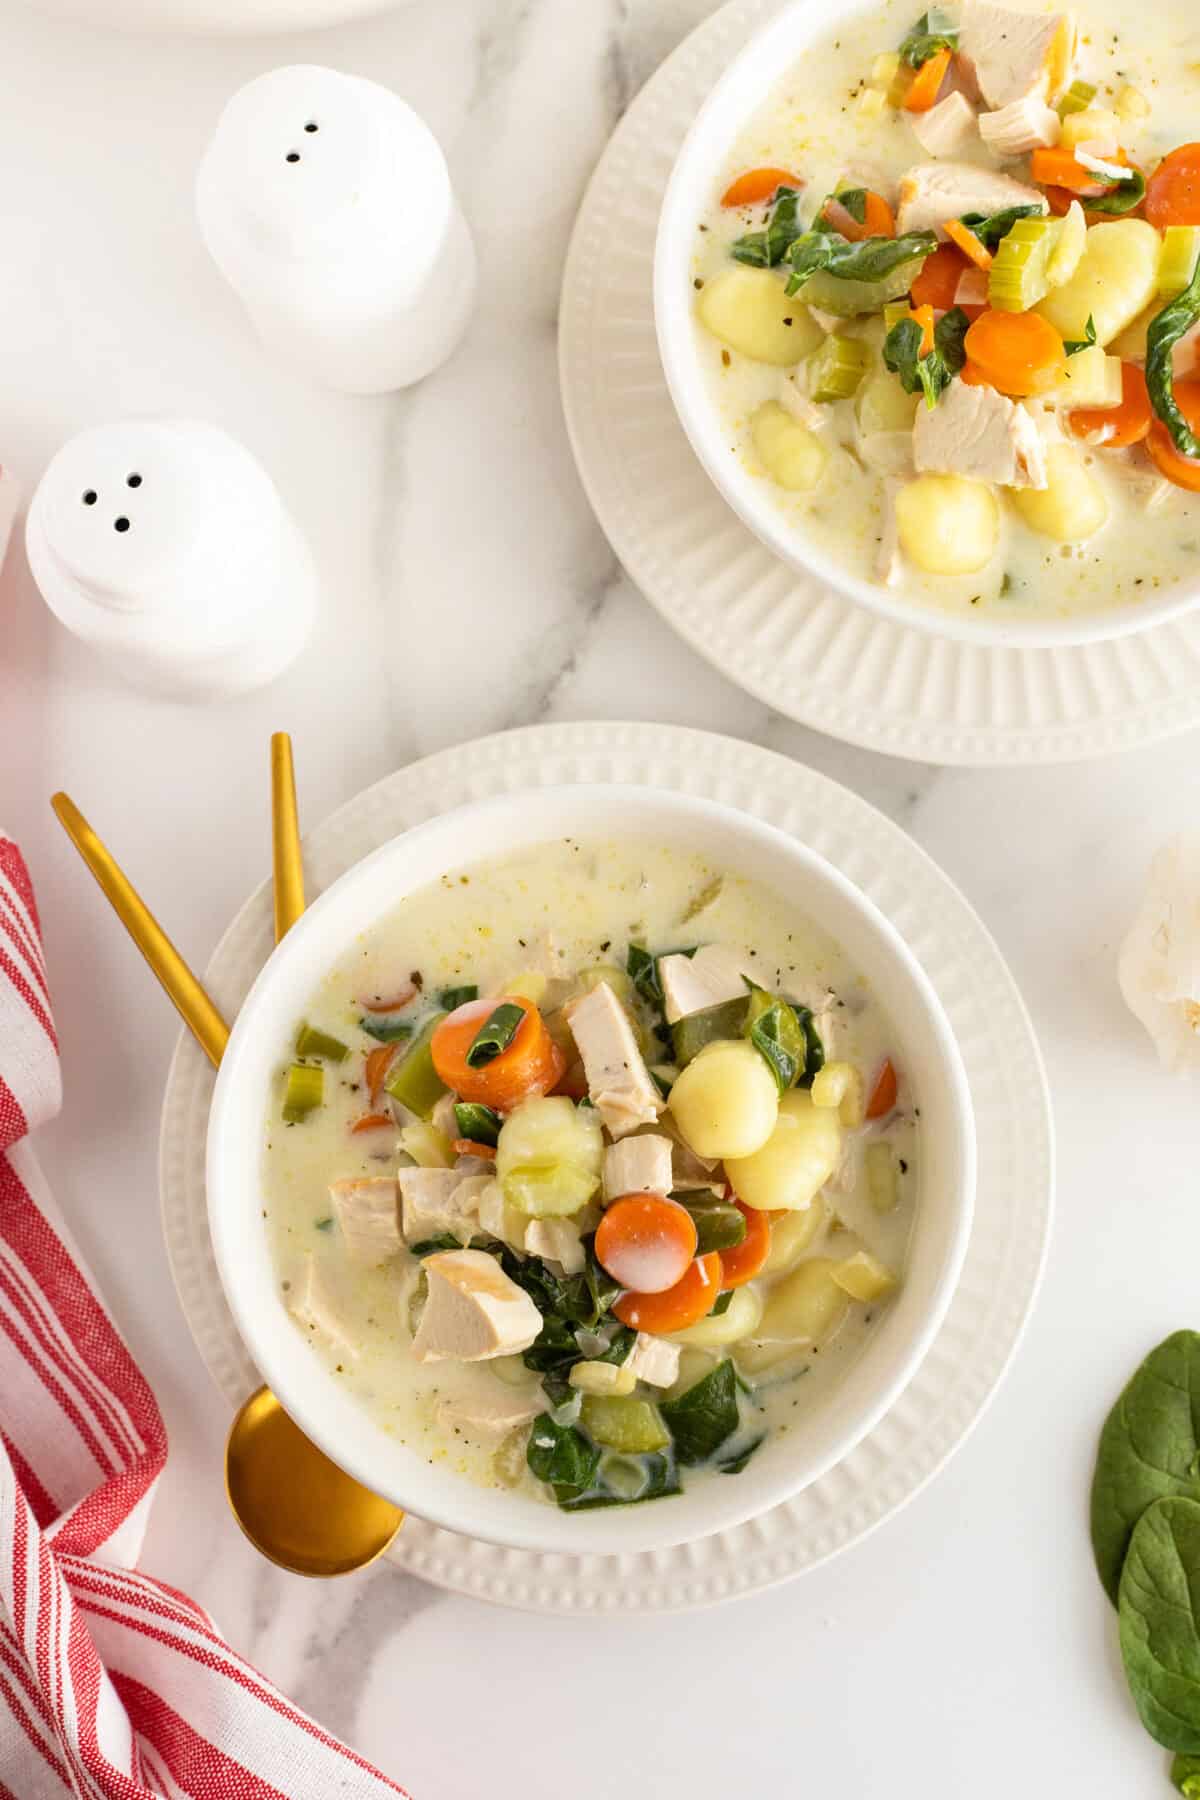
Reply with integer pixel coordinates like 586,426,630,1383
196,65,477,394
25,419,317,701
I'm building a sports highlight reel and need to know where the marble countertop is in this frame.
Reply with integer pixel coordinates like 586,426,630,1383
1,0,1197,1792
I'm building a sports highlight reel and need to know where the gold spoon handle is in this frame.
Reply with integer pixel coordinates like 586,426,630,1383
271,733,305,943
51,793,230,1070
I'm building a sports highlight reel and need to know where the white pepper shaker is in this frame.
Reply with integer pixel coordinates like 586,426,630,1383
196,65,477,394
25,419,317,701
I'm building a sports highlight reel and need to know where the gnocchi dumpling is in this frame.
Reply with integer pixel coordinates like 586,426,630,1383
750,401,828,492
762,1199,827,1274
856,368,920,437
894,474,999,576
696,266,823,367
1036,219,1161,349
725,1089,842,1212
668,1039,779,1161
755,1256,849,1346
670,1283,764,1348
1011,444,1108,543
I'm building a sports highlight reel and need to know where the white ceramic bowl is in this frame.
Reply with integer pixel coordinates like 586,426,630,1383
207,783,975,1555
654,0,1200,651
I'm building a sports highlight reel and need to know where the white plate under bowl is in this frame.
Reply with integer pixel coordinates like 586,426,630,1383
559,0,1200,760
160,721,1053,1611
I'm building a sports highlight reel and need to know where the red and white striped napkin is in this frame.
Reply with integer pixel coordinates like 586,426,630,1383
0,835,410,1800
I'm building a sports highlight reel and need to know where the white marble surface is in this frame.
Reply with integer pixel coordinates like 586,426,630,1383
1,0,1198,1793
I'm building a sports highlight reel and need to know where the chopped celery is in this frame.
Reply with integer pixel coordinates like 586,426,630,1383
1158,226,1200,300
670,994,750,1068
796,254,930,318
496,1095,604,1217
399,1122,453,1168
294,1022,349,1062
1057,78,1097,116
1056,343,1123,408
383,1011,448,1118
988,215,1057,312
681,1198,748,1254
580,1395,670,1454
882,300,911,334
281,1062,323,1123
808,333,870,402
865,1140,899,1213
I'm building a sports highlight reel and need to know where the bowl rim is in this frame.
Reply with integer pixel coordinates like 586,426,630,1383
652,0,1200,652
206,782,976,1555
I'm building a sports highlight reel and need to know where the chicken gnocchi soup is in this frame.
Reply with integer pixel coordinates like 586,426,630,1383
263,840,917,1514
692,0,1200,625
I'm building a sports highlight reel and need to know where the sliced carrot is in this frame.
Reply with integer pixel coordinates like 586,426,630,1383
365,1043,400,1107
944,216,994,271
613,1251,722,1334
1146,143,1200,229
902,45,951,112
910,241,971,311
721,166,802,208
1067,361,1152,449
596,1195,698,1294
453,1138,497,1161
718,1202,770,1288
350,1111,394,1135
866,1058,899,1121
552,1059,590,1102
1146,378,1200,491
1029,146,1127,197
822,189,896,242
963,309,1066,397
359,984,417,1013
960,359,991,386
430,996,565,1111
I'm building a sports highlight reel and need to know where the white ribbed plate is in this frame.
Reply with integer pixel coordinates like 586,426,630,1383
558,0,1200,765
160,722,1052,1612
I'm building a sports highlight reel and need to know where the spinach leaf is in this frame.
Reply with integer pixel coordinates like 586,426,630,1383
731,185,805,269
1119,1497,1200,1752
453,1101,501,1147
1087,166,1148,217
1175,1755,1200,1798
359,1016,413,1043
834,187,868,225
786,228,937,297
526,1415,601,1498
1064,314,1098,356
1148,262,1200,460
745,988,805,1092
711,1289,735,1316
437,984,478,1010
884,307,969,409
465,1002,524,1068
660,1359,741,1465
408,1233,472,1256
958,203,1045,250
557,1450,681,1510
483,1239,622,1397
1091,1331,1200,1604
795,1004,826,1088
314,1215,333,1232
899,5,958,67
717,1434,765,1474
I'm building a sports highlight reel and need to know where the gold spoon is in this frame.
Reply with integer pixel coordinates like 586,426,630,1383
51,750,403,1577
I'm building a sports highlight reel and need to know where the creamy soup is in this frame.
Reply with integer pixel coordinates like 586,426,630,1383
691,0,1200,627
263,840,917,1514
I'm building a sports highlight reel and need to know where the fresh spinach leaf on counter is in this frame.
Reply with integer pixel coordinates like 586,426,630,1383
526,1415,601,1499
730,185,805,269
1119,1497,1200,1752
1091,1330,1200,1604
899,5,959,67
957,203,1044,251
1148,261,1200,460
1087,166,1148,217
884,306,969,409
717,1434,766,1475
1065,314,1098,357
660,1359,741,1466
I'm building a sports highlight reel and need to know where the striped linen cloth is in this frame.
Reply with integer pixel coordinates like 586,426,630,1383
0,835,409,1800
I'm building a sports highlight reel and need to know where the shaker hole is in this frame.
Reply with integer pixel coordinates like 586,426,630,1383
304,121,319,133
82,490,97,506
114,517,130,533
126,472,142,488
285,151,301,163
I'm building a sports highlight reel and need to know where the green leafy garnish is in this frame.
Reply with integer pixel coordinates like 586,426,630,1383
359,1016,413,1043
314,1216,333,1232
833,187,868,225
1147,260,1200,460
711,1290,735,1316
1064,314,1098,356
1091,1331,1200,1604
452,1102,502,1147
884,306,969,409
681,1201,747,1255
898,5,959,67
527,1416,601,1499
957,203,1045,251
795,1005,826,1088
408,1233,475,1257
438,984,478,1010
730,186,805,269
557,1450,681,1511
464,1002,525,1068
744,988,806,1092
1086,165,1148,217
660,1360,741,1466
717,1434,765,1474
786,227,936,297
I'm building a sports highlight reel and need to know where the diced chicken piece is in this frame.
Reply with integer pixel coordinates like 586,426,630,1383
565,982,662,1139
523,1217,586,1275
979,95,1061,156
329,1177,402,1264
288,1257,360,1360
913,376,1048,488
625,1333,681,1389
660,944,752,1025
604,1133,675,1200
910,91,978,157
435,1383,543,1438
411,1249,543,1363
398,1167,481,1246
958,0,1076,109
896,162,1046,237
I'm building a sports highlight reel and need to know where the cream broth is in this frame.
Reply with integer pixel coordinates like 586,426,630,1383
262,839,917,1511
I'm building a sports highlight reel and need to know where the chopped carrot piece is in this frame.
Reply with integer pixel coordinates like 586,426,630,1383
902,46,951,112
944,217,994,271
959,359,991,386
365,1043,400,1107
963,308,1067,397
822,189,896,242
452,1138,497,1161
1067,362,1152,449
596,1195,698,1293
721,166,802,208
718,1202,770,1288
1146,379,1200,491
351,1111,394,1135
910,241,971,311
1146,143,1200,229
866,1059,899,1120
1029,146,1127,197
907,303,936,356
613,1252,722,1333
431,996,565,1111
